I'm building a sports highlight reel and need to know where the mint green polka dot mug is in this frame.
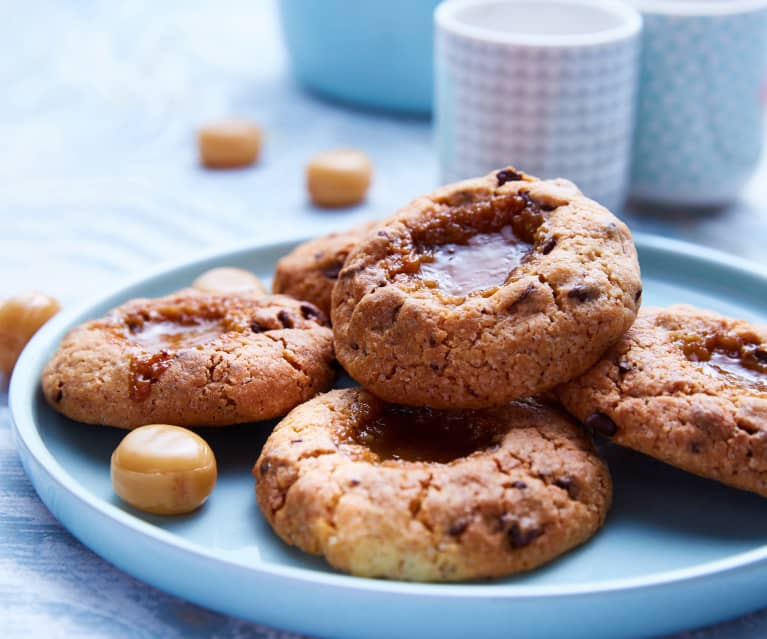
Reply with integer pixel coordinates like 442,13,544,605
629,0,767,207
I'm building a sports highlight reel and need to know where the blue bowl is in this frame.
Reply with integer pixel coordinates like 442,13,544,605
278,0,440,115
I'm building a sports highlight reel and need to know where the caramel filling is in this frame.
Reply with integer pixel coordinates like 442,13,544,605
680,333,767,393
380,190,546,293
127,319,225,350
129,351,174,402
706,351,767,392
123,312,228,401
336,405,503,463
418,229,532,297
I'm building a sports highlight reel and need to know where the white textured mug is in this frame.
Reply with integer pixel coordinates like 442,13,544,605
435,0,643,212
628,0,767,207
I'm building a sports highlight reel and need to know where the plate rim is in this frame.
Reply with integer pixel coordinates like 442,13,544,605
9,231,767,602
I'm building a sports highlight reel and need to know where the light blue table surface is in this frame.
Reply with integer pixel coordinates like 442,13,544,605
2,2,767,637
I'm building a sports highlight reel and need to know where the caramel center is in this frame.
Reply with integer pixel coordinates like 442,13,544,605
418,229,531,297
704,351,767,392
337,405,503,463
680,333,767,393
127,319,225,350
123,313,228,401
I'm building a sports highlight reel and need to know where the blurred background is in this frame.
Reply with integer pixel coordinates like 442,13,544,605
1,0,437,302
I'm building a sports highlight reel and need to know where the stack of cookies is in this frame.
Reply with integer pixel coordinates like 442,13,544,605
263,167,766,580
41,167,767,583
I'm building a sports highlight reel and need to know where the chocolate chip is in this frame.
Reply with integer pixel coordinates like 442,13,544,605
690,442,702,454
511,480,527,489
519,191,540,212
126,318,143,334
617,360,632,375
554,476,579,499
259,460,272,477
541,237,557,255
507,284,536,313
290,438,304,444
603,222,619,239
349,479,360,487
54,388,63,403
518,190,556,213
568,286,599,302
584,412,618,437
506,520,543,549
496,168,522,186
377,230,389,239
635,288,643,303
448,518,471,537
754,348,767,363
430,364,439,371
250,320,265,333
350,342,360,351
428,336,437,347
322,262,343,280
277,310,294,329
299,303,320,321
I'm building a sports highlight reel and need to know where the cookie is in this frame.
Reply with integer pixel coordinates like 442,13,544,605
557,305,767,497
254,388,612,581
331,167,642,408
42,292,334,428
272,220,378,317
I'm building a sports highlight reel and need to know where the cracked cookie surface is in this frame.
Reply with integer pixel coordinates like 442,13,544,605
557,305,767,497
42,292,334,428
331,167,642,409
254,388,612,581
272,220,378,317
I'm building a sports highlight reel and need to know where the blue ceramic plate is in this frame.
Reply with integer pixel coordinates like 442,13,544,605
9,234,767,639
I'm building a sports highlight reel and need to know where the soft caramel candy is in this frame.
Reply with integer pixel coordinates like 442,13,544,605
192,267,266,295
306,149,372,208
198,120,262,169
0,291,60,375
111,424,217,515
